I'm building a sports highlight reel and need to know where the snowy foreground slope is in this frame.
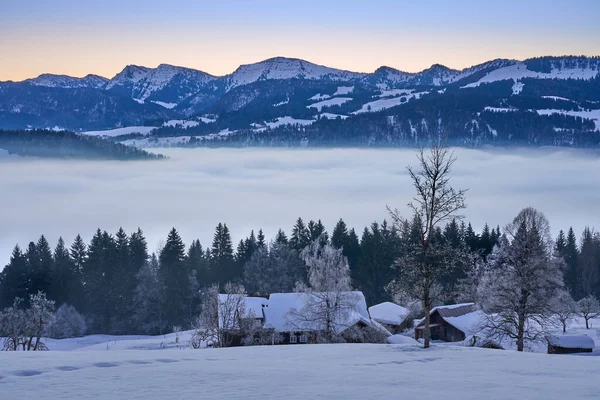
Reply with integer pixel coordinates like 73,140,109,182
1,343,599,400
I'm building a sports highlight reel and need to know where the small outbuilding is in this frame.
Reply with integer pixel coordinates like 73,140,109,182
414,303,484,342
368,302,411,334
547,335,595,354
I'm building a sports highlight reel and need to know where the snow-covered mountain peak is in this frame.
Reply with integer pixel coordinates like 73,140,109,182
25,73,109,89
227,57,366,90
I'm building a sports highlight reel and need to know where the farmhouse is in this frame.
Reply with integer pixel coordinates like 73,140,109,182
218,291,389,345
368,302,411,334
547,335,595,354
414,303,485,342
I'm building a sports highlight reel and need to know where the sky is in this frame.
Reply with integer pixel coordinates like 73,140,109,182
1,0,599,81
1,147,599,268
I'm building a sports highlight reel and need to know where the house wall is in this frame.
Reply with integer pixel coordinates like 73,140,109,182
414,311,466,342
548,344,593,354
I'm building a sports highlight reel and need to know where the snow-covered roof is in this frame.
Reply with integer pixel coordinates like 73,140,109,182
431,303,477,318
443,310,487,337
218,294,267,319
368,302,410,325
547,335,595,350
416,303,483,336
263,292,370,333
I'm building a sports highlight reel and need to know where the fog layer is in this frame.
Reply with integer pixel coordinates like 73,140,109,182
1,147,599,265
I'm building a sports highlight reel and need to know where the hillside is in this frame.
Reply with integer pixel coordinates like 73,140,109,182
1,55,600,147
0,130,164,160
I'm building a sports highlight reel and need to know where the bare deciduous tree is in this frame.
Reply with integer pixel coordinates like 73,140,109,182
550,290,578,333
190,283,250,348
388,143,467,349
578,295,600,329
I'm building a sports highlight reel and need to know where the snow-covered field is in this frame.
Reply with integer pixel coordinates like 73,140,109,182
1,341,599,400
80,126,158,137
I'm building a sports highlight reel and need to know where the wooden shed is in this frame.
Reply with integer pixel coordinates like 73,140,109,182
414,303,482,342
547,335,595,354
368,302,411,334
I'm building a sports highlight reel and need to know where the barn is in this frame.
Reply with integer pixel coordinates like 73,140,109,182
368,302,411,334
547,335,595,354
414,303,484,342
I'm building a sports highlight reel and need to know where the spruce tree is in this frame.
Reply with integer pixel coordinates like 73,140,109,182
159,228,191,328
331,219,349,249
0,245,28,308
51,237,80,306
69,234,87,311
290,217,310,252
210,223,236,285
564,227,580,297
275,229,288,245
257,229,266,249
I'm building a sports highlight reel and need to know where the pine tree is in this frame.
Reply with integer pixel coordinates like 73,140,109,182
331,219,349,249
69,234,87,311
159,228,191,328
275,229,288,245
210,223,237,285
290,218,310,252
0,245,28,309
579,228,600,298
111,228,130,333
564,227,580,297
257,229,266,249
50,237,80,306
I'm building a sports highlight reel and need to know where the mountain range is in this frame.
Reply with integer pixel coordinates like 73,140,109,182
1,55,599,147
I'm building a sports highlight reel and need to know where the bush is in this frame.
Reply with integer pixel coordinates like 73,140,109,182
48,304,87,339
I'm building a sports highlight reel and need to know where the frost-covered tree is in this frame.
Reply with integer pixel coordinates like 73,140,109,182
290,237,359,343
478,208,564,351
550,290,578,333
578,295,600,329
191,283,248,348
48,304,87,338
388,143,467,349
0,297,27,351
23,291,56,351
132,253,166,334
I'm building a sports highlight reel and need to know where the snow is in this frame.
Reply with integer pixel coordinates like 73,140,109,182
387,334,419,344
443,310,487,337
354,92,427,114
462,62,600,89
333,86,354,95
1,343,600,400
133,98,145,104
162,120,200,129
431,303,475,312
264,116,315,129
536,109,600,131
80,126,157,138
377,89,413,98
198,116,217,123
227,57,364,90
484,106,517,112
151,101,178,109
542,96,573,102
273,98,289,107
368,302,410,325
309,93,331,101
307,97,352,111
320,113,349,120
547,334,595,350
512,81,524,95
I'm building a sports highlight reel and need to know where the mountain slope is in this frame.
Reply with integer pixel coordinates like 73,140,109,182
1,55,600,145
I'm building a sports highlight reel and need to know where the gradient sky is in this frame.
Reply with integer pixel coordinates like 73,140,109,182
1,0,599,81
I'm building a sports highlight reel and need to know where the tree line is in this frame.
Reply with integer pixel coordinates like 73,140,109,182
1,215,598,337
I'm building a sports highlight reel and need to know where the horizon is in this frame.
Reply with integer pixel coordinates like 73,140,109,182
3,0,600,81
3,53,600,82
